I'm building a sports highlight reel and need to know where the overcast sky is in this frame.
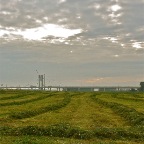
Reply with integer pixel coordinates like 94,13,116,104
0,0,144,87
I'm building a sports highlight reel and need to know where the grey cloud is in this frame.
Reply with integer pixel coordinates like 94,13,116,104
0,0,144,86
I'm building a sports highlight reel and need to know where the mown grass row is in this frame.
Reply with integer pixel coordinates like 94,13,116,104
132,93,144,98
0,93,55,107
0,93,66,118
0,123,144,141
98,93,144,114
0,92,35,100
9,94,72,119
0,90,19,94
91,94,144,126
0,93,130,128
111,93,144,102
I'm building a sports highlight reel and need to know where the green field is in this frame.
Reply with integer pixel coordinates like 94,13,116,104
0,90,144,144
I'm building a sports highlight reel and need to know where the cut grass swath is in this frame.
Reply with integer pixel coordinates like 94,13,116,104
0,123,144,141
9,94,72,119
0,93,55,107
91,94,144,126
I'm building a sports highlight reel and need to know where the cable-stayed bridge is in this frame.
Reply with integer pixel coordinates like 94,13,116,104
0,86,139,91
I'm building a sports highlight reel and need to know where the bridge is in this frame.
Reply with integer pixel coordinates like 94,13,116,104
0,86,139,92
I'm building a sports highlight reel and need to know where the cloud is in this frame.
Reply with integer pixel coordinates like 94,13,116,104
79,77,104,84
108,4,122,12
58,0,66,4
0,24,83,41
113,54,119,58
75,74,143,86
132,42,143,49
103,36,119,43
0,0,144,86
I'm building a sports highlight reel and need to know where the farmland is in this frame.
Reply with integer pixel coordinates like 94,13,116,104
0,90,144,144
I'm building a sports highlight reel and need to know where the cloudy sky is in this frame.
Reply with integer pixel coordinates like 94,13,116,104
0,0,144,87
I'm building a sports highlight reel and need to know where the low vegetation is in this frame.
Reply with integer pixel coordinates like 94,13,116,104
91,94,144,126
0,90,144,144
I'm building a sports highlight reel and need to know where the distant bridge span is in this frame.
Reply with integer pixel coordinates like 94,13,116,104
0,86,139,91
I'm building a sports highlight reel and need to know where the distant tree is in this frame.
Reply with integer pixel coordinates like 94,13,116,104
139,82,144,91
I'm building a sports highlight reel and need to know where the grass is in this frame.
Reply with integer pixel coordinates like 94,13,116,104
97,93,144,113
0,90,144,143
9,93,71,119
0,90,35,100
91,93,144,126
0,92,64,118
1,93,128,128
1,136,144,144
0,93,54,106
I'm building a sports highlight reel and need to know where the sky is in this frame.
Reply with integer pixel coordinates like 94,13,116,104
0,0,144,87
